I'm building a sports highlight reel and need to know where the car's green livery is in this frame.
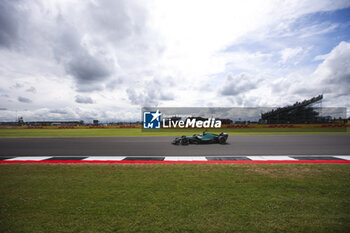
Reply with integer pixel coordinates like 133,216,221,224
172,132,228,145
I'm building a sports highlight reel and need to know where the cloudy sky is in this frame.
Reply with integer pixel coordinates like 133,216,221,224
1,0,350,122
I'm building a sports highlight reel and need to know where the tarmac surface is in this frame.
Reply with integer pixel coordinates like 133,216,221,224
0,135,349,157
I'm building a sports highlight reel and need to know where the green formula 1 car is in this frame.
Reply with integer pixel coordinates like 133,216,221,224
172,132,228,145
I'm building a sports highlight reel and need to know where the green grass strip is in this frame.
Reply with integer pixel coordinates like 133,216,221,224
0,128,348,137
0,164,349,232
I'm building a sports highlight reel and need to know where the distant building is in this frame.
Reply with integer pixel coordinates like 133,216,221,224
217,118,233,125
26,121,84,126
0,119,84,126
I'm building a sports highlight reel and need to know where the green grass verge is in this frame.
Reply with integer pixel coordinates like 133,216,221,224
0,128,348,137
0,164,349,232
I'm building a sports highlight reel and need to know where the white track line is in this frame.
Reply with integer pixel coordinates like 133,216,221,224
83,156,126,161
164,156,207,161
247,156,296,160
5,156,52,161
5,155,350,162
333,156,350,160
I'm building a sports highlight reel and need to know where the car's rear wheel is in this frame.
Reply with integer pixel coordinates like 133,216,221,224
180,136,189,145
218,136,226,144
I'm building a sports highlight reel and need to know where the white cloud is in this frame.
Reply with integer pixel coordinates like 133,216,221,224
126,78,175,106
75,95,94,104
312,41,350,98
314,54,329,61
1,0,350,121
220,73,261,96
280,47,303,63
214,41,350,109
26,86,36,93
18,96,32,103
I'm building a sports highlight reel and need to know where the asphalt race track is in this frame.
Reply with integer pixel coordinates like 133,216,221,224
0,135,349,157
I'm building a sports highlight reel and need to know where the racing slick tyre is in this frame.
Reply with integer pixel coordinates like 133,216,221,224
180,136,189,145
218,136,226,144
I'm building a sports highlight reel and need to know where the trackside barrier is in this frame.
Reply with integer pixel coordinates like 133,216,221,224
222,124,349,129
0,124,348,129
0,125,142,129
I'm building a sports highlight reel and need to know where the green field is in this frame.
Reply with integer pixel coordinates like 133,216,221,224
0,128,348,137
0,164,349,232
